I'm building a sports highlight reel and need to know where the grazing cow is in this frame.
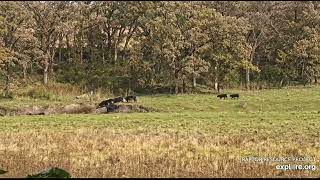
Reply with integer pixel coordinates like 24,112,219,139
125,95,137,102
217,94,228,99
113,97,126,103
230,94,240,99
97,99,114,108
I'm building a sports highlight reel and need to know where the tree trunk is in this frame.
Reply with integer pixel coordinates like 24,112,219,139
246,44,257,90
114,30,120,63
279,78,284,88
43,69,48,85
59,48,62,62
114,42,118,63
80,27,84,63
23,62,27,83
214,61,219,92
58,34,63,62
107,28,112,61
182,76,186,94
49,50,55,77
315,76,318,84
192,72,197,89
128,77,131,96
121,25,137,59
47,50,56,81
80,47,83,63
102,51,105,64
214,77,219,92
175,70,179,94
245,68,250,90
43,56,49,85
4,64,11,98
114,28,125,63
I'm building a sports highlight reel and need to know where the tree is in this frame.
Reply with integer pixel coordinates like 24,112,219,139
141,2,212,93
24,1,71,85
266,1,320,86
0,1,32,97
1,1,320,95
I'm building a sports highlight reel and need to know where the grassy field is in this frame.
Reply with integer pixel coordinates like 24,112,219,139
0,86,320,177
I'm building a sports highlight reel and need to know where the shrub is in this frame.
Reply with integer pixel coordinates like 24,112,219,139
26,167,71,178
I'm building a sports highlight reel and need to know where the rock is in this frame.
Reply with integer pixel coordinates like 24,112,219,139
106,104,119,113
61,104,95,114
95,107,109,114
43,107,58,115
22,105,45,115
115,104,133,113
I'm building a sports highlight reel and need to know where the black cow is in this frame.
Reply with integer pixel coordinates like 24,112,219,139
217,94,228,99
113,97,126,103
97,99,114,108
125,95,137,102
230,94,240,99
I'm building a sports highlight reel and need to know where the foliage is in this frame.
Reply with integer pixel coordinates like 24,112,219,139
0,169,7,174
0,1,320,94
26,167,71,178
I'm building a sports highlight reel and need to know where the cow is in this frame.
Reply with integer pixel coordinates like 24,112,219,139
230,94,240,99
113,97,127,103
125,95,137,102
97,99,114,108
217,94,228,99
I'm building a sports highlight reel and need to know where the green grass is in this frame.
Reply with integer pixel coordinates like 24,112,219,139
137,86,320,113
0,86,320,177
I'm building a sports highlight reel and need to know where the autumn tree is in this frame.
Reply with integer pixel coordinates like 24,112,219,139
0,1,33,97
24,1,71,85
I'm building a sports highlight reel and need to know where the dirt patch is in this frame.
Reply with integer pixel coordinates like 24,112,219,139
3,103,158,116
16,104,96,115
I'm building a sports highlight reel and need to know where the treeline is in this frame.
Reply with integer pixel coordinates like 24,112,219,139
0,1,320,96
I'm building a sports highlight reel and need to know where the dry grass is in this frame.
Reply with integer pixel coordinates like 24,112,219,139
0,129,318,178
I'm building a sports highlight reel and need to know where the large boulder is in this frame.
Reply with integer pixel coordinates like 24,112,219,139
115,104,133,113
113,104,157,113
21,105,46,115
61,104,95,114
95,107,109,114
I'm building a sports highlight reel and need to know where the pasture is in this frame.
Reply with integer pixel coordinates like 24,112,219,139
0,86,319,178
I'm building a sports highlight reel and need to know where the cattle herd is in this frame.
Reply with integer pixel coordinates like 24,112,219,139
217,93,240,99
97,95,137,112
97,93,238,112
